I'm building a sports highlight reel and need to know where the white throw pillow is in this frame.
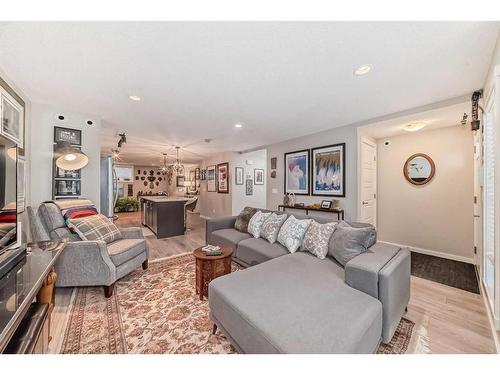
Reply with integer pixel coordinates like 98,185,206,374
260,212,288,244
301,221,337,259
277,215,312,253
247,211,272,238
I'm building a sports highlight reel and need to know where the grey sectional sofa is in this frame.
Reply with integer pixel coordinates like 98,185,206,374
206,210,411,354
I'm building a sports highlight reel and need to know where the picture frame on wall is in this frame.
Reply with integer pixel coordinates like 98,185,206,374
176,175,185,187
207,165,216,192
235,167,244,185
284,149,310,195
1,95,23,147
246,178,253,196
311,143,346,197
254,168,264,185
217,162,229,193
1,77,25,153
54,126,82,146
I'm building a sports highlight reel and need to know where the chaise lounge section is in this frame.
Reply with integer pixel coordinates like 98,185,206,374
206,210,410,353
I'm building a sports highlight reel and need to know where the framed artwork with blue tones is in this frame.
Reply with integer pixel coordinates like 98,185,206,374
311,143,345,197
284,149,310,195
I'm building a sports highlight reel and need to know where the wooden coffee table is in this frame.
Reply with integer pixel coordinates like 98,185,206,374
193,245,233,300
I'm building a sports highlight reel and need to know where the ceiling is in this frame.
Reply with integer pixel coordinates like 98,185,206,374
0,22,498,165
358,101,471,139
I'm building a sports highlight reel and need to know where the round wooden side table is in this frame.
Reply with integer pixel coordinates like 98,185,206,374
193,245,233,300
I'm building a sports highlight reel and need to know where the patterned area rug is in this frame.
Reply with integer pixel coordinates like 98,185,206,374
61,254,421,354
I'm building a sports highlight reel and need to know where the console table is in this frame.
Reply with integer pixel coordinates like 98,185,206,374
0,240,66,353
277,205,345,221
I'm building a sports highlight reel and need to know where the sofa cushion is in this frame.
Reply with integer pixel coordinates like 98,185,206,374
277,215,312,253
209,252,382,353
301,220,337,259
329,221,375,266
68,214,122,244
247,211,271,238
260,212,287,243
107,238,147,266
210,228,251,252
235,238,289,266
234,207,258,233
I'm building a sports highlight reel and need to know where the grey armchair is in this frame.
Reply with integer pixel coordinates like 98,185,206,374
27,202,149,297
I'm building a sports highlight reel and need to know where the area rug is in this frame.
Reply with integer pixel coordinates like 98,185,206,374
61,253,422,354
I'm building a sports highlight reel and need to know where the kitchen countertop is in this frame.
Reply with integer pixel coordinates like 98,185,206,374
140,196,189,203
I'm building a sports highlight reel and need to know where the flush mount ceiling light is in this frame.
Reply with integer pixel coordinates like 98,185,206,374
55,141,89,171
403,121,427,132
234,123,243,128
353,65,372,76
129,95,141,101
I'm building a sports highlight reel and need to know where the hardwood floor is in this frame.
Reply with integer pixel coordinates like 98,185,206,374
48,211,498,354
114,211,206,260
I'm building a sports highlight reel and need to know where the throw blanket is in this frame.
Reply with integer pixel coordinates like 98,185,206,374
47,199,98,223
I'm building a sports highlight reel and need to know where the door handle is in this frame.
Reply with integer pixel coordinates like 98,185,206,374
474,215,480,218
362,201,369,205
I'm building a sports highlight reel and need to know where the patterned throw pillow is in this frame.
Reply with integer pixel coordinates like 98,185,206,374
234,206,258,233
260,212,287,244
68,214,122,244
277,215,312,253
301,220,337,259
247,211,272,238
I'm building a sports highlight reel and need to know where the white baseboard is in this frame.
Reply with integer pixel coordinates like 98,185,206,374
479,278,500,353
379,241,475,264
200,215,212,220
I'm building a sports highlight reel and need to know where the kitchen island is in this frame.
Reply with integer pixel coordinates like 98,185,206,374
141,197,189,238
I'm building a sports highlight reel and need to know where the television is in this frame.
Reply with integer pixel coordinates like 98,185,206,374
0,134,17,255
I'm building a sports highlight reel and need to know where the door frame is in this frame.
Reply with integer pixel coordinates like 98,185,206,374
357,135,377,225
482,64,500,331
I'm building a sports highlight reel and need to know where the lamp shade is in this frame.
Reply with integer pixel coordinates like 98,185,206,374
55,141,89,171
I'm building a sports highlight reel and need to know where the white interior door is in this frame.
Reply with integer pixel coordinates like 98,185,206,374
360,137,377,226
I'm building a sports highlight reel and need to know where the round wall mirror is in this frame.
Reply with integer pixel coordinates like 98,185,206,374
403,153,435,185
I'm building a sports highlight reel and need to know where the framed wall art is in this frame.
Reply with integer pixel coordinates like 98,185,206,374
54,126,82,146
235,167,244,185
254,168,264,185
0,76,25,152
311,143,345,197
246,178,253,196
217,162,229,193
207,165,216,192
176,175,185,187
284,149,310,195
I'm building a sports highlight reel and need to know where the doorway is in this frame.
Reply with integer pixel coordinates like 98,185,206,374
358,137,377,226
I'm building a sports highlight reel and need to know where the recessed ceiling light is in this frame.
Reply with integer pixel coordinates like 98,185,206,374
234,123,243,128
403,121,427,132
129,95,141,101
354,65,372,76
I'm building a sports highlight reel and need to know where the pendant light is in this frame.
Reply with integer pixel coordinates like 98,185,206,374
171,146,185,175
55,141,89,171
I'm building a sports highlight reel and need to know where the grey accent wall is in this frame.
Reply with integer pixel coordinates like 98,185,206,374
199,152,234,219
29,103,102,209
265,123,358,221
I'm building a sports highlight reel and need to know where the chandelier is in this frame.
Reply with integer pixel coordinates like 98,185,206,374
161,146,185,175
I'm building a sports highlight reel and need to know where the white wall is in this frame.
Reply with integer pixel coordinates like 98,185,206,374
231,149,267,215
199,150,267,218
29,103,102,209
484,30,500,97
265,123,358,220
376,125,474,262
